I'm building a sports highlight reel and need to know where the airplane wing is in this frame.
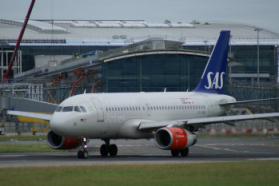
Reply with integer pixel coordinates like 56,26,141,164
220,97,279,106
7,110,53,122
138,112,279,131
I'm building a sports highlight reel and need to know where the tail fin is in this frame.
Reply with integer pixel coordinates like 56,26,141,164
192,30,230,94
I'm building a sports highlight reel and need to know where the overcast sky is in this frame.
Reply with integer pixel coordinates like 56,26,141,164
1,0,279,33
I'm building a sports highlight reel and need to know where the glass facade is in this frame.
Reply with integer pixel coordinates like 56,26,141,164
102,54,208,92
230,45,277,75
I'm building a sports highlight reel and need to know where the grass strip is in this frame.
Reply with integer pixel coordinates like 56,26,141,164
0,161,278,186
0,143,59,153
0,135,47,142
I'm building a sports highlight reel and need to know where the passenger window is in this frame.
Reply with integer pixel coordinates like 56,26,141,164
115,107,117,111
162,106,164,110
80,106,87,112
156,106,158,110
136,107,138,110
127,107,129,111
55,106,63,112
165,106,167,110
118,107,120,111
124,107,126,111
173,106,175,110
143,107,145,110
121,107,123,111
62,106,73,112
139,107,140,110
159,106,161,110
112,108,114,111
106,108,108,111
74,106,81,112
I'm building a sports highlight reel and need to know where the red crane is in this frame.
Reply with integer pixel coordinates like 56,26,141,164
2,0,36,82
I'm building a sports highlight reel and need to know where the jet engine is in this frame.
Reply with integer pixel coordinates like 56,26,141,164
154,127,197,150
47,130,81,150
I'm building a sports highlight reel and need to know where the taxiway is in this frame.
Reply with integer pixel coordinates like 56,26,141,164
1,136,279,167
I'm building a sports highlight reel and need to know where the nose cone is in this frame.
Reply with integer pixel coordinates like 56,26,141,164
49,113,65,135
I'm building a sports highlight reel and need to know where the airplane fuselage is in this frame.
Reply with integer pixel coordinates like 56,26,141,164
50,92,236,139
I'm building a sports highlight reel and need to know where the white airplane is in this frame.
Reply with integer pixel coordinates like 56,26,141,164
8,30,279,159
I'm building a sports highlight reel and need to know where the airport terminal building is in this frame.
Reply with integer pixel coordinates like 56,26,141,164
1,19,279,110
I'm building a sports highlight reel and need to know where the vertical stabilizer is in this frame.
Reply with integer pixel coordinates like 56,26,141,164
192,30,230,94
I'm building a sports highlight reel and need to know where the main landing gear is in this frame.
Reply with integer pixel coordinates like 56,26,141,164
100,139,118,157
77,137,88,159
171,148,189,157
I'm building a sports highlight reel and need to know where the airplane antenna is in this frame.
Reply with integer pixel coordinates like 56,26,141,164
84,89,86,94
164,87,167,92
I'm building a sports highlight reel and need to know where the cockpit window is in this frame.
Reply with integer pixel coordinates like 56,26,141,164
55,106,63,112
62,106,73,112
74,106,81,112
80,106,87,112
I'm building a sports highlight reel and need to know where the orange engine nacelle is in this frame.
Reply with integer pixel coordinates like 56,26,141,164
47,131,81,150
154,127,197,150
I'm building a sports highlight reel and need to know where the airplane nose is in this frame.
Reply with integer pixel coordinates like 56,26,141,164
49,114,64,134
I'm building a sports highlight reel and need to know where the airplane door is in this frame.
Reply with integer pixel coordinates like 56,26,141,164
203,96,213,117
146,103,151,116
91,98,104,122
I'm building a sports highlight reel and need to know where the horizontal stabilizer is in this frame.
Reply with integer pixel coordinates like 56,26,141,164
220,97,279,106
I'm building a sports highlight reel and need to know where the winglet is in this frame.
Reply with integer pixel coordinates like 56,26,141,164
192,30,230,94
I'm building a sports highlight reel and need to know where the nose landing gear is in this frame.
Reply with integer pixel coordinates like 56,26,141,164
100,139,118,157
77,137,88,159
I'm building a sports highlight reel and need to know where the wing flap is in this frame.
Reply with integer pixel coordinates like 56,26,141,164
7,110,53,122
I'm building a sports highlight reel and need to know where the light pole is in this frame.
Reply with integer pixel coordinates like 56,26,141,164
254,27,262,86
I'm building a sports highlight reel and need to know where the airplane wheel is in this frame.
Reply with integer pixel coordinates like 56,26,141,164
171,150,180,157
82,150,88,159
180,148,189,157
77,150,83,159
109,144,118,157
100,144,109,157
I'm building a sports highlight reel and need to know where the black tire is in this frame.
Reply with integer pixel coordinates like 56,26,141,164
180,148,189,157
82,150,88,159
77,150,83,159
109,144,118,157
171,150,180,157
100,144,109,157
